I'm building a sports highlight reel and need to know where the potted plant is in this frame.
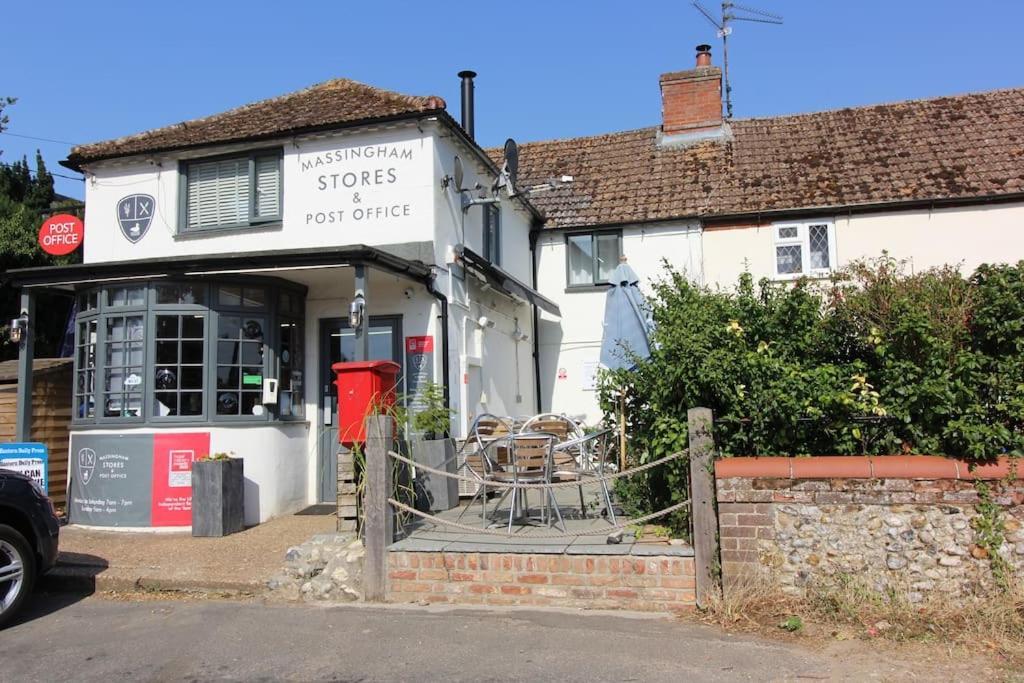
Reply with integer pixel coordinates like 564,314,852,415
191,452,245,537
407,383,459,513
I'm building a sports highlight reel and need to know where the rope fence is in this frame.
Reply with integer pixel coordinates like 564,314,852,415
387,497,691,539
386,449,686,490
384,447,689,537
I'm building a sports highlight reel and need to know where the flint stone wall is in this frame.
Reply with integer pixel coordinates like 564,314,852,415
715,456,1023,600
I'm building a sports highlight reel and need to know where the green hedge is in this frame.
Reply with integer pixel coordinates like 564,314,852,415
599,256,1024,535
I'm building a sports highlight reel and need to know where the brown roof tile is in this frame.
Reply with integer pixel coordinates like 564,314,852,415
497,88,1024,228
67,79,446,168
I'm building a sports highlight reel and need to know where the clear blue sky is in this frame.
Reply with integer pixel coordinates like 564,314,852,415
3,0,1022,200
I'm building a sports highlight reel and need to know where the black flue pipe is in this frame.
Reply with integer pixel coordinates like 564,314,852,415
457,70,476,140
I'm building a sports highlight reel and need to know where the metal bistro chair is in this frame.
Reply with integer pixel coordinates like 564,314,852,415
491,433,564,533
551,428,618,524
521,414,587,517
455,414,513,527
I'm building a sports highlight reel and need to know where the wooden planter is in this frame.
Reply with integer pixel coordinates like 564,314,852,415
411,437,459,513
192,458,245,537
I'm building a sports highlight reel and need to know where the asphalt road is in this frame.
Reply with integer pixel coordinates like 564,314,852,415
0,594,974,682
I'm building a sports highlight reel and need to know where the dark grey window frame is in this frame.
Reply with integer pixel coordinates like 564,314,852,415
178,147,284,234
482,203,501,266
97,291,147,425
70,278,305,427
564,229,622,290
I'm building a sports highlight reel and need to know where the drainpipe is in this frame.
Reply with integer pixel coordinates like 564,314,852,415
428,278,452,438
529,225,543,414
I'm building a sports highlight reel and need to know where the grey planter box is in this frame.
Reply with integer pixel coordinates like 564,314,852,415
411,437,459,513
192,458,245,537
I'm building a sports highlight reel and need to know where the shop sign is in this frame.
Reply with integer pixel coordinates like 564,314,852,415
38,214,83,255
69,432,209,527
117,193,155,243
297,140,420,228
0,442,49,494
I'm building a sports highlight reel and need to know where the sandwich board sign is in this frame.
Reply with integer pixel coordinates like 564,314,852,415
0,442,49,494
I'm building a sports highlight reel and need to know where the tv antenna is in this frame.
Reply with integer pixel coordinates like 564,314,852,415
692,1,783,119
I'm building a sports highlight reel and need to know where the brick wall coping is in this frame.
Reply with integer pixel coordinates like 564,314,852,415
715,455,1018,481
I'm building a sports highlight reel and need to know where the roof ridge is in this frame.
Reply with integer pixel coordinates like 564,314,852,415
503,85,1024,149
71,77,443,158
489,125,659,153
732,85,1024,124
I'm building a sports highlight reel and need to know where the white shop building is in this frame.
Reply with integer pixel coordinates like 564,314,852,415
10,46,1024,526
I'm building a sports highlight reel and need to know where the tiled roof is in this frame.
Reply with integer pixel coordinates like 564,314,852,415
498,88,1024,228
66,79,446,168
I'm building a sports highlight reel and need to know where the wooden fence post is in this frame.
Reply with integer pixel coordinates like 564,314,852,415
363,415,393,603
688,407,721,609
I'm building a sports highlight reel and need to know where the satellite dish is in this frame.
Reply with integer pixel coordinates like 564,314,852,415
453,155,465,192
503,138,519,192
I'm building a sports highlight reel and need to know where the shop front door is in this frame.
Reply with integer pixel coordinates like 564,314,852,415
317,316,403,503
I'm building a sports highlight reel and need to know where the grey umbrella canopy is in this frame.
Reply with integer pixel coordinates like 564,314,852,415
600,261,654,371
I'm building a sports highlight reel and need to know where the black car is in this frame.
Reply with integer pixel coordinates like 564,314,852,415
0,469,60,628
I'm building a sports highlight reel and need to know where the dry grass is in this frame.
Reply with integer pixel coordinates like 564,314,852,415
701,571,1024,667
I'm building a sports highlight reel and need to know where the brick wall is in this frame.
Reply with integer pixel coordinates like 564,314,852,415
388,552,696,612
716,456,1023,601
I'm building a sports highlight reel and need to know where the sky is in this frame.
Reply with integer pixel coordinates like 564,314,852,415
3,0,1023,200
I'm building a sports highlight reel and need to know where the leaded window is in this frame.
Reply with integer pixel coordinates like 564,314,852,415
773,221,836,278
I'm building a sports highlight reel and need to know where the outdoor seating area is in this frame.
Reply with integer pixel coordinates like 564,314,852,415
455,413,618,532
386,412,695,556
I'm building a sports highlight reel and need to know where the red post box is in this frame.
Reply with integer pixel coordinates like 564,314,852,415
332,360,401,445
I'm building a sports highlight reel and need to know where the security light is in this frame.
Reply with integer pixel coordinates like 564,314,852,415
349,295,366,330
9,311,28,346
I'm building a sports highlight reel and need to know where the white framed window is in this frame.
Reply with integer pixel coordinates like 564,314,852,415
772,220,836,278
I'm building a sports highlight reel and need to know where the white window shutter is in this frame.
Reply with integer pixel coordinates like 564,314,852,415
255,155,281,218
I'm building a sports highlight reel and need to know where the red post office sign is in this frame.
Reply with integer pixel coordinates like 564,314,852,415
38,213,84,255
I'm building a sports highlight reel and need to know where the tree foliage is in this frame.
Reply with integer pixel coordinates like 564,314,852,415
599,255,1024,535
0,98,80,359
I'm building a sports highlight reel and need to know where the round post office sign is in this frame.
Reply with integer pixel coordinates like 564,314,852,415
38,213,84,255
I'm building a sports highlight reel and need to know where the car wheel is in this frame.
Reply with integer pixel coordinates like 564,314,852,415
0,524,36,629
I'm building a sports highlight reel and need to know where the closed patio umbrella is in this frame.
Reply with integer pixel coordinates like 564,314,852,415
600,260,653,371
599,259,654,469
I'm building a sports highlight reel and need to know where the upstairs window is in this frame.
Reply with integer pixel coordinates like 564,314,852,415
567,231,621,288
773,221,836,278
182,149,282,232
482,204,501,265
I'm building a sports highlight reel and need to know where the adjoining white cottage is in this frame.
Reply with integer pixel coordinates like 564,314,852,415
9,46,1024,526
512,45,1024,422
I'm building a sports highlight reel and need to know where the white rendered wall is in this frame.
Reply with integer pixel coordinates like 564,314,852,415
79,124,435,264
534,222,702,424
701,201,1024,289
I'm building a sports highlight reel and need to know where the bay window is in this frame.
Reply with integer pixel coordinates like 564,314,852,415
71,279,304,425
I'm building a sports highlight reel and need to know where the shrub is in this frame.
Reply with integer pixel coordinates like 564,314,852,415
599,256,1024,535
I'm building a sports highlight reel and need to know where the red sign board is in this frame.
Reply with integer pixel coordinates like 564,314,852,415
406,335,434,354
38,214,84,255
150,432,208,526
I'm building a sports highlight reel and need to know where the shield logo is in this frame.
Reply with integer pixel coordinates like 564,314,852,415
78,447,97,486
117,194,155,243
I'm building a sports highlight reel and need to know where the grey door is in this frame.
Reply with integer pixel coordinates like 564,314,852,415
317,316,403,503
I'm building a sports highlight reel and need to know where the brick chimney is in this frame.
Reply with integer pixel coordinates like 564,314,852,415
659,44,723,138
